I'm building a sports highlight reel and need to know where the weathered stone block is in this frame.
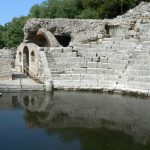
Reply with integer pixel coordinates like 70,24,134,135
87,68,100,74
62,80,74,88
73,46,87,52
0,49,12,80
81,74,97,80
73,68,87,74
60,74,72,80
50,47,63,53
63,47,73,53
87,62,98,68
72,74,81,80
100,57,108,63
87,52,97,57
93,57,100,62
73,80,81,88
97,52,106,57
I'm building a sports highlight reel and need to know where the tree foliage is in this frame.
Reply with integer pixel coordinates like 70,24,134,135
29,0,83,19
1,0,150,48
0,16,29,48
0,25,5,49
29,0,150,19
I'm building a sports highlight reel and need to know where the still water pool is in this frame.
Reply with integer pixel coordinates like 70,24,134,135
0,91,150,150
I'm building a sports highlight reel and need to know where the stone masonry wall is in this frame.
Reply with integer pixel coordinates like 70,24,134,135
24,2,150,43
16,43,53,83
15,2,150,94
16,43,40,77
0,49,12,80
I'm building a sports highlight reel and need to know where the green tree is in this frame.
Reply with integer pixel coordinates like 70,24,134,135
0,25,5,48
29,4,42,18
78,8,99,19
29,0,83,19
3,16,29,48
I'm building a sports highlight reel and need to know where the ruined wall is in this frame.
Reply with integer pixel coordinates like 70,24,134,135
24,2,150,43
16,43,40,77
0,49,12,80
16,43,53,83
15,2,150,94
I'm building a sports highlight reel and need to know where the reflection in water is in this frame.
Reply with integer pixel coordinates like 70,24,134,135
12,96,19,108
31,97,35,105
1,91,150,150
23,96,29,107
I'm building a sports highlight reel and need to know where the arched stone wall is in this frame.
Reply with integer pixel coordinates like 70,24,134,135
16,42,53,84
31,51,35,62
55,34,71,47
19,52,22,62
16,43,40,77
33,32,50,47
33,28,60,47
23,46,29,75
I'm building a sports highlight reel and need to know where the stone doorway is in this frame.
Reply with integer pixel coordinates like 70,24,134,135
55,34,71,47
33,34,50,47
23,46,29,75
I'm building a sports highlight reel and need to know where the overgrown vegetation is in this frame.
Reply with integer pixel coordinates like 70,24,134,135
0,0,150,48
0,16,29,48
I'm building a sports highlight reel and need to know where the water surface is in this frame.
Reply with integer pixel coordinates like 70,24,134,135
0,91,150,150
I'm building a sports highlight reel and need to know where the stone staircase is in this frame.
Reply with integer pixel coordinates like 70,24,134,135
44,37,140,90
121,41,150,92
45,50,64,82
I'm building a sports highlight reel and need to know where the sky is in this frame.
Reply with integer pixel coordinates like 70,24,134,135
0,0,45,25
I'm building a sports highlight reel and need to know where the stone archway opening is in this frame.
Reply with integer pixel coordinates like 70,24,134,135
31,51,35,62
105,24,110,35
19,52,22,62
23,46,29,75
33,33,50,47
55,34,71,47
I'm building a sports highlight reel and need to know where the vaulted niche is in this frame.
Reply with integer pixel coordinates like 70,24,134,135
105,24,110,35
55,34,71,47
33,33,50,47
107,25,126,37
23,46,29,75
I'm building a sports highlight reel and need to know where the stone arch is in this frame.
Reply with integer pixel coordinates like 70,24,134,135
55,34,72,47
31,51,35,62
33,32,50,47
33,28,60,47
23,46,29,75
